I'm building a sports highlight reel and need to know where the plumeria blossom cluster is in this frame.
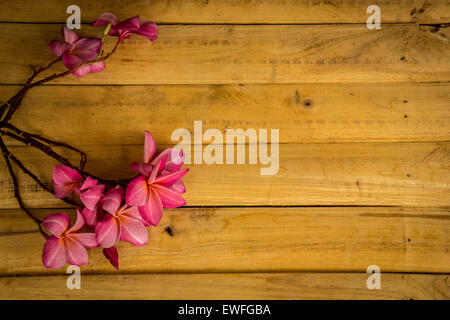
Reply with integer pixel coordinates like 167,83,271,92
48,12,157,77
42,131,188,269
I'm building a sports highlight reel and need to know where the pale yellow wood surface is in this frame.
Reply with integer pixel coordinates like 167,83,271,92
0,143,448,208
0,0,448,24
0,207,448,275
0,24,449,85
1,83,449,145
1,273,448,300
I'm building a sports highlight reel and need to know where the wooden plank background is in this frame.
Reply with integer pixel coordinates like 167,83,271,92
0,0,448,299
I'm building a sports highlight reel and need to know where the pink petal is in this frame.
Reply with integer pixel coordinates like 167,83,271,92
148,157,167,184
80,185,105,211
42,236,67,269
48,40,69,56
68,233,98,248
81,205,101,228
151,148,185,172
52,165,82,185
153,184,187,208
103,247,119,270
170,180,186,194
138,188,163,226
73,65,91,77
119,215,148,246
130,161,153,177
92,12,119,26
62,51,83,70
65,237,89,266
66,208,86,233
154,168,189,187
118,205,142,220
72,38,102,62
42,212,70,236
95,214,121,248
111,15,140,36
143,130,157,163
80,176,98,191
62,26,80,44
90,61,105,73
125,175,149,206
102,187,123,215
52,183,76,198
135,21,158,41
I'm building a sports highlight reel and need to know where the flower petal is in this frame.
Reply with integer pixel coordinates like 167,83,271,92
95,214,121,248
170,180,186,194
153,184,187,208
73,65,92,77
130,161,153,177
138,188,163,226
80,184,105,211
154,168,189,187
80,176,98,191
151,148,185,172
65,236,89,266
42,212,69,236
102,187,123,215
62,51,83,70
48,40,69,56
118,205,142,220
68,233,98,248
148,156,166,184
66,208,86,233
119,215,148,246
103,247,119,270
81,205,102,228
42,236,67,269
135,21,158,41
72,38,102,62
111,15,140,36
52,165,82,185
125,175,149,206
62,26,80,44
143,130,157,163
90,61,105,73
92,12,119,26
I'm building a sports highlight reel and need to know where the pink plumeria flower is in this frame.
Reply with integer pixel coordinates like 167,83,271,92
130,130,186,194
126,157,188,226
95,186,148,248
52,165,83,198
93,13,158,42
42,209,98,269
49,26,102,71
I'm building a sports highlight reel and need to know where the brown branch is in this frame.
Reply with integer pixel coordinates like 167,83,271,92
0,136,48,239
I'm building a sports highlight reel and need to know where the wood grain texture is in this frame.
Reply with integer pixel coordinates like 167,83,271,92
1,83,449,145
0,273,448,300
0,207,448,275
0,143,448,208
0,24,449,85
0,0,448,24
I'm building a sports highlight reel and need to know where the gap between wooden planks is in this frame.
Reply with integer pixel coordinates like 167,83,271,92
0,143,448,208
0,0,448,24
0,272,448,300
0,83,449,145
0,207,448,275
0,24,449,84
